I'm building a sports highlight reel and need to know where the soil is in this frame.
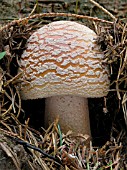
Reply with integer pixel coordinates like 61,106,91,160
0,133,31,170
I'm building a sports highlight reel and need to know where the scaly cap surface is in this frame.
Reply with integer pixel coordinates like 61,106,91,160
19,21,109,99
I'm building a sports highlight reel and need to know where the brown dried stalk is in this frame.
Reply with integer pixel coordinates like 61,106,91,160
0,12,114,32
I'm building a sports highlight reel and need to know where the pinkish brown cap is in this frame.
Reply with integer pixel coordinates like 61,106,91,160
19,21,109,100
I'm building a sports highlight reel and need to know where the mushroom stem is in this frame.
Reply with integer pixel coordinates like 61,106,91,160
45,95,91,136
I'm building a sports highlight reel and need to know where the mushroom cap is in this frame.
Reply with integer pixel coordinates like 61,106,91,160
19,21,109,100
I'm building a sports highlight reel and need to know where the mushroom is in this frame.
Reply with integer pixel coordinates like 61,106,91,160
19,21,109,136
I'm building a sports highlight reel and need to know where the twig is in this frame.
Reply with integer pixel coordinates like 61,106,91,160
4,91,24,113
0,127,19,137
4,72,22,87
89,0,117,21
0,12,114,32
14,138,63,166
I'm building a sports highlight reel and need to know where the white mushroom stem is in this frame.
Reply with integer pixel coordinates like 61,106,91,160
45,95,91,135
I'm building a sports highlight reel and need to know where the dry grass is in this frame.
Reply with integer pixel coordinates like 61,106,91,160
0,119,125,169
97,20,127,125
0,1,127,169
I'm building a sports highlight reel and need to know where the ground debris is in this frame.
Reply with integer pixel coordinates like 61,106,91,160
0,1,127,169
